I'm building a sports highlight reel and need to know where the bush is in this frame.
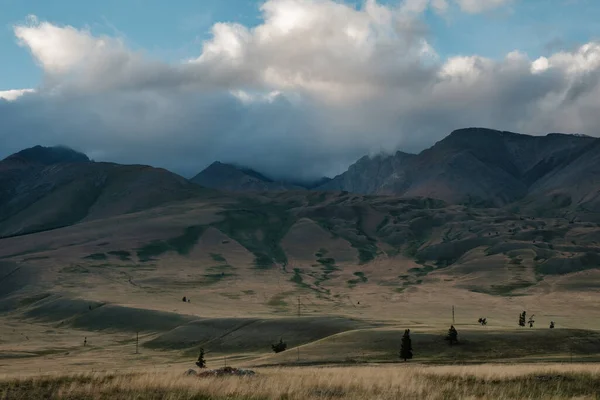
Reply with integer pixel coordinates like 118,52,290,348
271,338,287,353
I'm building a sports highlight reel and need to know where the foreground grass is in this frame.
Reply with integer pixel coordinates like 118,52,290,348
2,364,600,399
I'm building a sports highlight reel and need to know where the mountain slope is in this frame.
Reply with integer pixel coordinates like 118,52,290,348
525,138,600,212
0,146,209,237
318,151,416,194
191,161,305,192
318,128,596,207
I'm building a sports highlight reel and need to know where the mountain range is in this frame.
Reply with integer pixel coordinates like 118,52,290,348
193,128,600,211
1,127,599,238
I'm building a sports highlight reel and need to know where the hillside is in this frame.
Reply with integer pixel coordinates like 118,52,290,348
0,146,211,237
2,188,600,374
3,190,600,319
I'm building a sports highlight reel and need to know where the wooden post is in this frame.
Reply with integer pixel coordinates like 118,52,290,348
297,298,300,317
452,305,455,325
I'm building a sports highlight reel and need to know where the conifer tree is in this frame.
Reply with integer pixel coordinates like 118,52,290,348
528,315,535,328
550,321,555,329
445,325,458,346
271,338,287,353
399,329,413,362
518,311,526,327
195,348,206,368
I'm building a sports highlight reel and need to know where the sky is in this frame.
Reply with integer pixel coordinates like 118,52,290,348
1,0,599,179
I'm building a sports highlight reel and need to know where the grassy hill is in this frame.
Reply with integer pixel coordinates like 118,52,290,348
2,189,600,375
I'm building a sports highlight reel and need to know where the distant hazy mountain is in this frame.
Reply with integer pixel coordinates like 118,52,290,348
0,146,207,237
191,161,307,192
318,128,597,208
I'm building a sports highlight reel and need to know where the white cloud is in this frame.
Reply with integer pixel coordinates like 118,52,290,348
0,89,35,101
2,0,600,180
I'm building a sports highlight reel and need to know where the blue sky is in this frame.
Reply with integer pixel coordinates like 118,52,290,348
1,0,598,91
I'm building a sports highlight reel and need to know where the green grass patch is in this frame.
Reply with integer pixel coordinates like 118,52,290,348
471,281,536,296
137,226,206,261
403,240,424,258
267,292,291,307
207,264,235,273
211,202,296,269
107,250,131,261
290,268,311,290
59,265,90,274
347,271,368,288
316,257,335,267
315,248,328,258
253,253,275,269
408,265,435,277
210,253,226,263
83,253,107,261
198,273,235,286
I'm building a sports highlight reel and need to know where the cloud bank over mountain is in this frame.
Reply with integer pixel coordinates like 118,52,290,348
1,0,599,179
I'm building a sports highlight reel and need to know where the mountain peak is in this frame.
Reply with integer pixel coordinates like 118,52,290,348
191,161,305,192
3,145,90,166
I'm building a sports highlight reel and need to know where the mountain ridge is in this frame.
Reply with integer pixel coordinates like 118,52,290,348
316,128,598,208
0,146,211,237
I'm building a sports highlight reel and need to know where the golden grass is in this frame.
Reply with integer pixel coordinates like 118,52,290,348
2,363,600,399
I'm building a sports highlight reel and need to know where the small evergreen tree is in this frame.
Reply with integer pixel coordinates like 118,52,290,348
195,348,206,368
528,315,535,328
478,318,487,326
518,311,526,327
271,338,287,353
182,296,187,302
399,329,413,362
445,325,458,346
550,321,555,329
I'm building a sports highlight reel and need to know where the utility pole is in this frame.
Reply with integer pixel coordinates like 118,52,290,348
452,305,455,325
297,297,301,317
136,332,139,354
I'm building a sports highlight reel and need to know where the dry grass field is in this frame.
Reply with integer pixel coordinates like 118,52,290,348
2,364,600,399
